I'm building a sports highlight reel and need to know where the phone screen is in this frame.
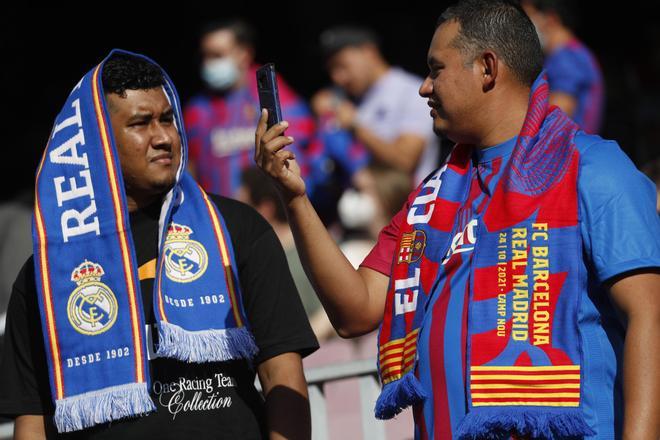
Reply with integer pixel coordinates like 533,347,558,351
256,63,283,129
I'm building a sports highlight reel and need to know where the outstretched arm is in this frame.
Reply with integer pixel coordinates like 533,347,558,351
254,109,388,337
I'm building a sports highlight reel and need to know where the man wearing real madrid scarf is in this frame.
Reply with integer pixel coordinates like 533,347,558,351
1,50,317,437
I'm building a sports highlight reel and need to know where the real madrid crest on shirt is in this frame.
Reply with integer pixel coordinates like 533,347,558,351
163,223,209,283
67,261,118,336
397,230,427,264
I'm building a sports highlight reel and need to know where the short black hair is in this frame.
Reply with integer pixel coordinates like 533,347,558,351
438,0,544,87
319,25,381,60
525,0,578,30
199,19,257,48
101,53,164,97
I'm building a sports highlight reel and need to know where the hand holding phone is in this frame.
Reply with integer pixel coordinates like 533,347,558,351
256,63,283,129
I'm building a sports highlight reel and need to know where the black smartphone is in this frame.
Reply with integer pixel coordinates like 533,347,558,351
256,63,283,129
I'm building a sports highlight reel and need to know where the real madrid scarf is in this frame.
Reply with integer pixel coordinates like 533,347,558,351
375,73,595,439
32,49,257,433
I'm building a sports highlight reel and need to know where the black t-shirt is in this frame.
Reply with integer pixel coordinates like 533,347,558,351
0,194,318,439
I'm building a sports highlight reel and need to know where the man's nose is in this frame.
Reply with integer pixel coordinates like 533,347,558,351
419,77,432,98
151,122,173,148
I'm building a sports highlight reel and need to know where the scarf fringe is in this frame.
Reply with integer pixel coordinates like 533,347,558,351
455,407,596,440
54,382,155,433
375,372,427,420
156,321,258,362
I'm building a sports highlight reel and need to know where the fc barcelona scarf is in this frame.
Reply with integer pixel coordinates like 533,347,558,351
376,73,596,439
32,49,257,433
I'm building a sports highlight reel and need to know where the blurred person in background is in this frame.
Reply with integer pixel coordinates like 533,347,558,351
237,166,333,342
184,19,315,199
0,189,33,356
305,162,414,440
641,156,660,213
337,163,413,269
522,0,604,134
312,26,439,185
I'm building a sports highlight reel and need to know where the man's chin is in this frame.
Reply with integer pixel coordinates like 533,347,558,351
149,176,177,195
432,120,448,138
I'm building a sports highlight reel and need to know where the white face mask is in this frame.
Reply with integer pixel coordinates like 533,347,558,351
202,57,240,90
337,188,377,230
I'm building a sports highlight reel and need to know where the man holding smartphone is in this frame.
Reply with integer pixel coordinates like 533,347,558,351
255,0,660,438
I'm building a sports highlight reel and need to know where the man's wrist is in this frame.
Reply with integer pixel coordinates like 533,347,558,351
285,193,310,212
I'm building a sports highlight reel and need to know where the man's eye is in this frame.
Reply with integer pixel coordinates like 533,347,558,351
129,120,148,127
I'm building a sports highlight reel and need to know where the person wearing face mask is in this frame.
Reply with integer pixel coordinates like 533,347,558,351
301,163,414,439
184,19,316,199
521,0,604,134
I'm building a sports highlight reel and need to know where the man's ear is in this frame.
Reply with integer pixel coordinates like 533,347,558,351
480,50,498,92
363,43,382,61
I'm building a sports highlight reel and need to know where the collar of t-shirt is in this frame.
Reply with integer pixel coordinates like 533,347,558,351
471,135,518,197
474,135,517,164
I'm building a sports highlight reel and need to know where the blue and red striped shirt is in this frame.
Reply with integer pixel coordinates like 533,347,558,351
362,134,660,439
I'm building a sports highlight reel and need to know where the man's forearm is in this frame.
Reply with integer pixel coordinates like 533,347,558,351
621,314,660,439
259,353,311,440
14,415,47,440
286,195,380,336
254,109,384,336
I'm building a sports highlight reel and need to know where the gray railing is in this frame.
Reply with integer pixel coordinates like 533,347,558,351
0,422,11,440
0,317,14,440
304,358,385,440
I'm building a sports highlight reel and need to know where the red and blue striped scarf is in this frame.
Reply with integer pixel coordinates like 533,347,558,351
32,49,257,433
376,74,595,439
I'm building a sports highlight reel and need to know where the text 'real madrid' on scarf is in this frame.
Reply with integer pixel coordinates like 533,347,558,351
375,73,596,439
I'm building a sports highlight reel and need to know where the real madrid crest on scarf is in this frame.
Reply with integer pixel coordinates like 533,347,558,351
32,49,257,433
67,261,118,335
163,224,208,283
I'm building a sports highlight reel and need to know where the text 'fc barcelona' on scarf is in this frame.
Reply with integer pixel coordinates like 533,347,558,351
32,49,257,433
375,73,596,439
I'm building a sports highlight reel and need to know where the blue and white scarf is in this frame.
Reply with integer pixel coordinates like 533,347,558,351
32,49,257,433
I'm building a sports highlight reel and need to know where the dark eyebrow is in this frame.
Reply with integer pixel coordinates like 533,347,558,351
127,112,153,123
161,108,174,118
427,56,441,68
